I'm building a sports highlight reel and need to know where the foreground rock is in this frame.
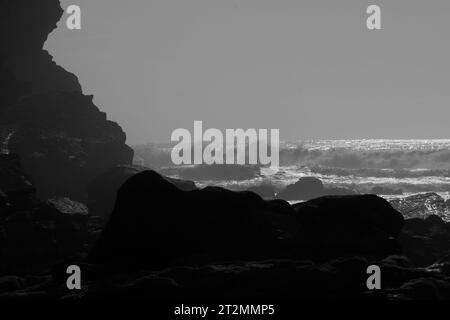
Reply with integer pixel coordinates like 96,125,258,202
88,170,289,268
88,171,403,269
6,255,450,300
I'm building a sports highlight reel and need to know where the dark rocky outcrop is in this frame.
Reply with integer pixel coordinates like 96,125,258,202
0,0,81,97
87,165,197,221
88,170,288,268
2,92,133,200
0,1,133,200
3,0,450,302
88,171,404,269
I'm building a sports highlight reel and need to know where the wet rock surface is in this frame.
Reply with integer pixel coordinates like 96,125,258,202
390,193,450,221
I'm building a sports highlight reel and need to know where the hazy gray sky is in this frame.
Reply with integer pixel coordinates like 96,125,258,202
46,0,450,144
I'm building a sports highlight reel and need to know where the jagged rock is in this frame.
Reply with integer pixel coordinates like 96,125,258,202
292,195,404,257
0,0,133,201
390,193,449,221
2,92,133,200
87,165,197,220
277,177,324,201
0,0,81,95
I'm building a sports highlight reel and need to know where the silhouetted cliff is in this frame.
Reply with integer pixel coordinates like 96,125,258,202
0,0,133,200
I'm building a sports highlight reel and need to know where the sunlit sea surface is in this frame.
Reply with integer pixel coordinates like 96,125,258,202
193,139,450,201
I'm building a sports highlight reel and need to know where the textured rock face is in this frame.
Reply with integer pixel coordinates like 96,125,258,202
0,1,133,200
390,193,450,222
2,92,134,200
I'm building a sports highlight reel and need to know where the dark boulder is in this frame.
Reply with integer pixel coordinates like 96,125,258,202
86,165,197,221
88,170,287,268
292,195,404,257
277,177,324,201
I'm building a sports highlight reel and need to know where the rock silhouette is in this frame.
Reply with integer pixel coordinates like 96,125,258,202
88,170,287,268
88,171,404,268
87,165,197,220
0,0,81,95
